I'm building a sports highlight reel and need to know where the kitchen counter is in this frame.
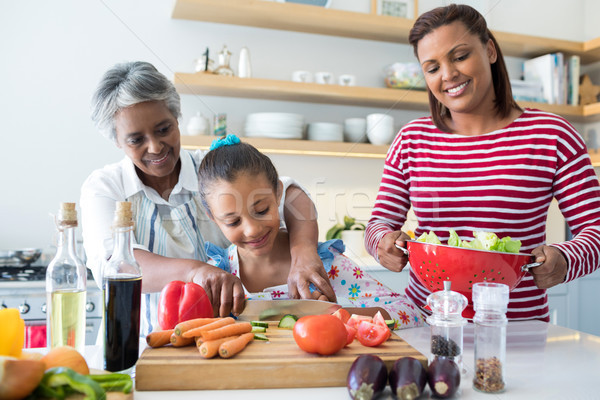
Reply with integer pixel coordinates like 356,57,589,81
81,321,599,399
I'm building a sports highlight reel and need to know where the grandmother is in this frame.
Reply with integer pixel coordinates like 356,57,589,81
81,61,335,332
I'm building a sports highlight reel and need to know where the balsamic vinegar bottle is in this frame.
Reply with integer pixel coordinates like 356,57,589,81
102,201,142,373
46,202,87,354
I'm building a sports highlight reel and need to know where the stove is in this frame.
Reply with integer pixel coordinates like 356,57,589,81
0,263,102,348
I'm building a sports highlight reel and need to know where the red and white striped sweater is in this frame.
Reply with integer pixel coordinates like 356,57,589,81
365,108,600,321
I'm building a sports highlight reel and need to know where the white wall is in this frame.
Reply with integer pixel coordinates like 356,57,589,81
0,0,594,254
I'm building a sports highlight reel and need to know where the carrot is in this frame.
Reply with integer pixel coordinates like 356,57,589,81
170,332,195,347
174,317,220,337
182,317,236,338
219,332,255,358
146,329,175,348
198,335,240,359
202,321,253,341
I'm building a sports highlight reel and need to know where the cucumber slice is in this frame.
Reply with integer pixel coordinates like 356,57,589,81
385,320,396,330
250,321,269,328
278,314,298,329
251,326,267,333
253,333,269,341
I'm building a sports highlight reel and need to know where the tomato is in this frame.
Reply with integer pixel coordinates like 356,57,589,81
157,280,213,330
356,320,391,347
347,314,372,330
373,311,388,328
344,323,357,346
332,308,351,324
293,314,347,355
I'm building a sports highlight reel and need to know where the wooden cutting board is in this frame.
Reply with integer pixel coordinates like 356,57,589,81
135,322,426,391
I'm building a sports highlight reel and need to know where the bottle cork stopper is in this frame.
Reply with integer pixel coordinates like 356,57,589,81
113,201,134,228
58,202,78,227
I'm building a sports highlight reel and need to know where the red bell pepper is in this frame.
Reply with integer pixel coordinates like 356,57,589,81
157,280,213,330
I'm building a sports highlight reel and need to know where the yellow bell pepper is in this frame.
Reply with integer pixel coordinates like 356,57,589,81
0,308,25,358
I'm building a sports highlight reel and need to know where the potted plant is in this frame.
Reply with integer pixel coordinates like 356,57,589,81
325,216,367,258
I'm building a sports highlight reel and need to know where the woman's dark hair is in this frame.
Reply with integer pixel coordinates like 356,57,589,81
198,141,279,212
408,4,520,132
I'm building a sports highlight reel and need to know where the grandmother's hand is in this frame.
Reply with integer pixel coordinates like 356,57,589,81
288,245,336,302
189,264,245,317
377,230,411,272
529,245,568,289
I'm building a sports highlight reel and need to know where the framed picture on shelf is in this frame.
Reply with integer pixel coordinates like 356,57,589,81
376,0,415,19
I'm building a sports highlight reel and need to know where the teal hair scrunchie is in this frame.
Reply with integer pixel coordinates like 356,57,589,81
209,134,241,150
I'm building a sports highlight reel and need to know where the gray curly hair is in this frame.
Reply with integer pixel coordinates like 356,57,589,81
91,61,181,143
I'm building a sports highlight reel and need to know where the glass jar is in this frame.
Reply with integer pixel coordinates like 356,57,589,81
214,45,234,76
426,281,468,368
472,282,509,393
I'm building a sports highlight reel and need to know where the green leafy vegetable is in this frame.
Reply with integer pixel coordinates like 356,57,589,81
415,230,521,253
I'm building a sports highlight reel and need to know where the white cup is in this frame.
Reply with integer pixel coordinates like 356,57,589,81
315,71,334,84
338,74,356,86
366,113,395,145
292,70,313,83
343,118,367,143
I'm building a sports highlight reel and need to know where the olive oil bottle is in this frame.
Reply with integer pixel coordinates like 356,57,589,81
46,202,87,354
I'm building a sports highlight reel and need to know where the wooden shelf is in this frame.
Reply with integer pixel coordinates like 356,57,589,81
175,73,600,120
181,135,600,165
172,0,600,63
590,151,600,167
174,73,429,110
180,135,389,159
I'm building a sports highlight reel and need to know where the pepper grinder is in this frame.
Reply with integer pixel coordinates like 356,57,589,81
426,281,468,370
472,282,509,393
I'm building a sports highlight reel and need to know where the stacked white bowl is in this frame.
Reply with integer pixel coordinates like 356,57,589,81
244,113,305,139
307,122,344,142
343,118,367,143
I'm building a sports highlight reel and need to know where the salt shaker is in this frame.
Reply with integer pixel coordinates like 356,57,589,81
472,282,509,393
426,281,467,369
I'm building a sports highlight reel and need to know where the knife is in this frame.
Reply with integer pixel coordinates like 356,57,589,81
237,299,342,321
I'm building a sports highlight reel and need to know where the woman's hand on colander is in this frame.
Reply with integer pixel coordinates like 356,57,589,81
529,245,568,289
377,230,411,272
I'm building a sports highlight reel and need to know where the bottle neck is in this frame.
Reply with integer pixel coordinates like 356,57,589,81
111,225,135,261
56,225,78,259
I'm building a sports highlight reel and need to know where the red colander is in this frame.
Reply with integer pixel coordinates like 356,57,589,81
399,240,541,318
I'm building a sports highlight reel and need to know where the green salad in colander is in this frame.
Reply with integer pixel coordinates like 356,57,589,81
416,229,522,254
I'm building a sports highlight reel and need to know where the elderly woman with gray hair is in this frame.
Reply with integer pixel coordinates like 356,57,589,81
81,61,335,333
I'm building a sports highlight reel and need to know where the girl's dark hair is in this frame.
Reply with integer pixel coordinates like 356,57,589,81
198,141,279,211
408,4,520,132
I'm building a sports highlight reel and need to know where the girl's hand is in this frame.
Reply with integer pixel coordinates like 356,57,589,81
288,246,337,302
377,230,411,272
529,245,568,289
190,264,246,317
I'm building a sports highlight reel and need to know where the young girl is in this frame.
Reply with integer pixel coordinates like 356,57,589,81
198,134,423,328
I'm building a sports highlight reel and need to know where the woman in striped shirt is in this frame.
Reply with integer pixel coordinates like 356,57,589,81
365,4,600,321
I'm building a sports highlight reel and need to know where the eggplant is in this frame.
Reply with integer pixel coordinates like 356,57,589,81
347,354,388,400
389,357,427,400
428,357,460,398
